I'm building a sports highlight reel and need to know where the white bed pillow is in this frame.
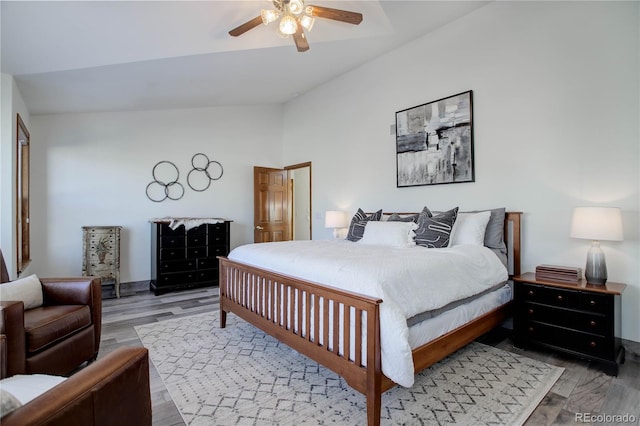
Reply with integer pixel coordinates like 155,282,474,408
449,211,492,247
0,374,67,409
0,274,43,310
358,221,418,248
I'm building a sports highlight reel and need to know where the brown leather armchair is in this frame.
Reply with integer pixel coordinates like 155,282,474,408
0,343,152,426
0,250,102,376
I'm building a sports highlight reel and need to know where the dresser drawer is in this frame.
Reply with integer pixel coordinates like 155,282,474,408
195,269,216,283
209,246,229,257
160,247,185,260
160,259,196,273
160,224,184,236
197,257,218,270
524,321,613,360
520,283,579,307
161,235,185,248
187,246,207,258
186,225,206,236
187,233,207,247
523,302,609,335
158,271,198,286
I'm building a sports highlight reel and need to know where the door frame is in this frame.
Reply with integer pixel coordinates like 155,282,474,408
285,162,312,240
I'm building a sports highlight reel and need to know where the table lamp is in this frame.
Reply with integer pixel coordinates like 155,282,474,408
325,211,348,239
570,207,623,285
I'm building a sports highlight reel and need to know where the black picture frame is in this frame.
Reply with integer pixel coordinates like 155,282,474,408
396,90,474,187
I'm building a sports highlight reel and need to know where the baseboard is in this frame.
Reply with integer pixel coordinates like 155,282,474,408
101,280,149,299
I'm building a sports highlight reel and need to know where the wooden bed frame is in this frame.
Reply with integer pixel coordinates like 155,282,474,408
219,212,522,426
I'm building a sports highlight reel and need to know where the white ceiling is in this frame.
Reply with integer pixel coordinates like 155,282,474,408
1,1,489,115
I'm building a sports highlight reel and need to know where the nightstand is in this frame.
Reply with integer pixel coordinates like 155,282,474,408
513,272,625,375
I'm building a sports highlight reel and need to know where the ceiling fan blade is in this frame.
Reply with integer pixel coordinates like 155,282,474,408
229,15,263,37
306,5,363,25
292,26,309,52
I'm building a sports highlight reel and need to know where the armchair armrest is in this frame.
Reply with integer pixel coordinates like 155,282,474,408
1,346,152,426
40,277,102,352
0,301,26,376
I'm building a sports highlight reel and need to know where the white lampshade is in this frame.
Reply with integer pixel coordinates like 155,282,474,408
325,211,348,229
570,207,623,241
570,206,623,285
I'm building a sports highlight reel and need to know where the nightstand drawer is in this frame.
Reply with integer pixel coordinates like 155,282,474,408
525,321,613,360
520,283,579,307
523,302,608,335
579,292,610,314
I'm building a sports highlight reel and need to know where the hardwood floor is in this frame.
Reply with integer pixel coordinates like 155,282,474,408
100,287,640,426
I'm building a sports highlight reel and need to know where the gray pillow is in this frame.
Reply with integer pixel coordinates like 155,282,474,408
415,207,459,248
465,208,507,255
388,213,419,223
346,209,382,242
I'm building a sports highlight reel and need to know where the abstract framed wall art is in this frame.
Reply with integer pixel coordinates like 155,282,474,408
396,90,474,187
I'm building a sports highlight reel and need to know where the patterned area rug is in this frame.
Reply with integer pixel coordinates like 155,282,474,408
135,311,563,425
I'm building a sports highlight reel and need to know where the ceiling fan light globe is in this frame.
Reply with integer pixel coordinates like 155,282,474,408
288,0,304,15
279,15,298,35
300,15,315,32
261,9,280,25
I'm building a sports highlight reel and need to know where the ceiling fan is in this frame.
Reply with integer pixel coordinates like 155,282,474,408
229,0,363,52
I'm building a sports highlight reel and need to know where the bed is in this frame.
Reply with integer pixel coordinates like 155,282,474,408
218,210,522,426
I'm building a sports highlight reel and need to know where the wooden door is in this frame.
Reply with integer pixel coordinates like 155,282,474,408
254,167,290,243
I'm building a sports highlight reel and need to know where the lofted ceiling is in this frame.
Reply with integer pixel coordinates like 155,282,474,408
1,1,489,115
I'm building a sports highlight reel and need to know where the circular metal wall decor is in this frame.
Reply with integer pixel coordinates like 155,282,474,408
146,161,185,202
187,153,224,192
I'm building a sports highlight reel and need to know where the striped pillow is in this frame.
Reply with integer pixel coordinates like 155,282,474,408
346,209,382,242
415,207,459,248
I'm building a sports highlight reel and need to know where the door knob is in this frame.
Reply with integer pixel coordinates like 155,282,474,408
255,226,264,230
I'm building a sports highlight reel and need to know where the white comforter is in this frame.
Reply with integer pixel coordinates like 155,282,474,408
227,240,508,387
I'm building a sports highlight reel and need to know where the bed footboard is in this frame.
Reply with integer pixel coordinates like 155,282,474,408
218,257,384,426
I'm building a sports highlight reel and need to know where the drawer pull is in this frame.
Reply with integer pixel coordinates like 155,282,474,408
590,320,597,327
590,341,597,348
590,300,596,306
528,326,534,333
528,290,534,296
528,308,534,315
557,295,563,302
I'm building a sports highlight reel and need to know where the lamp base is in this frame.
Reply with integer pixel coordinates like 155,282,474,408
585,240,607,285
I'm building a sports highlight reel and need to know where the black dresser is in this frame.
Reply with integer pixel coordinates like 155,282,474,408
513,272,626,375
150,219,231,295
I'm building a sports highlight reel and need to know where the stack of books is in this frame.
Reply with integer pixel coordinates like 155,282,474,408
535,264,582,282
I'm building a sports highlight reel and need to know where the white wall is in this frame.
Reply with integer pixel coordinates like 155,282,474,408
0,73,31,279
282,2,640,341
30,105,283,282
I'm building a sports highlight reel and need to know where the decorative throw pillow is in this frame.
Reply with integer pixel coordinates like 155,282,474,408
358,221,418,247
449,211,492,246
415,207,459,248
0,388,21,418
346,209,382,242
0,374,67,409
0,274,43,310
387,213,419,223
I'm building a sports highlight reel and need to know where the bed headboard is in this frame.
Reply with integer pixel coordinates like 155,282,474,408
505,212,522,277
369,210,523,278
